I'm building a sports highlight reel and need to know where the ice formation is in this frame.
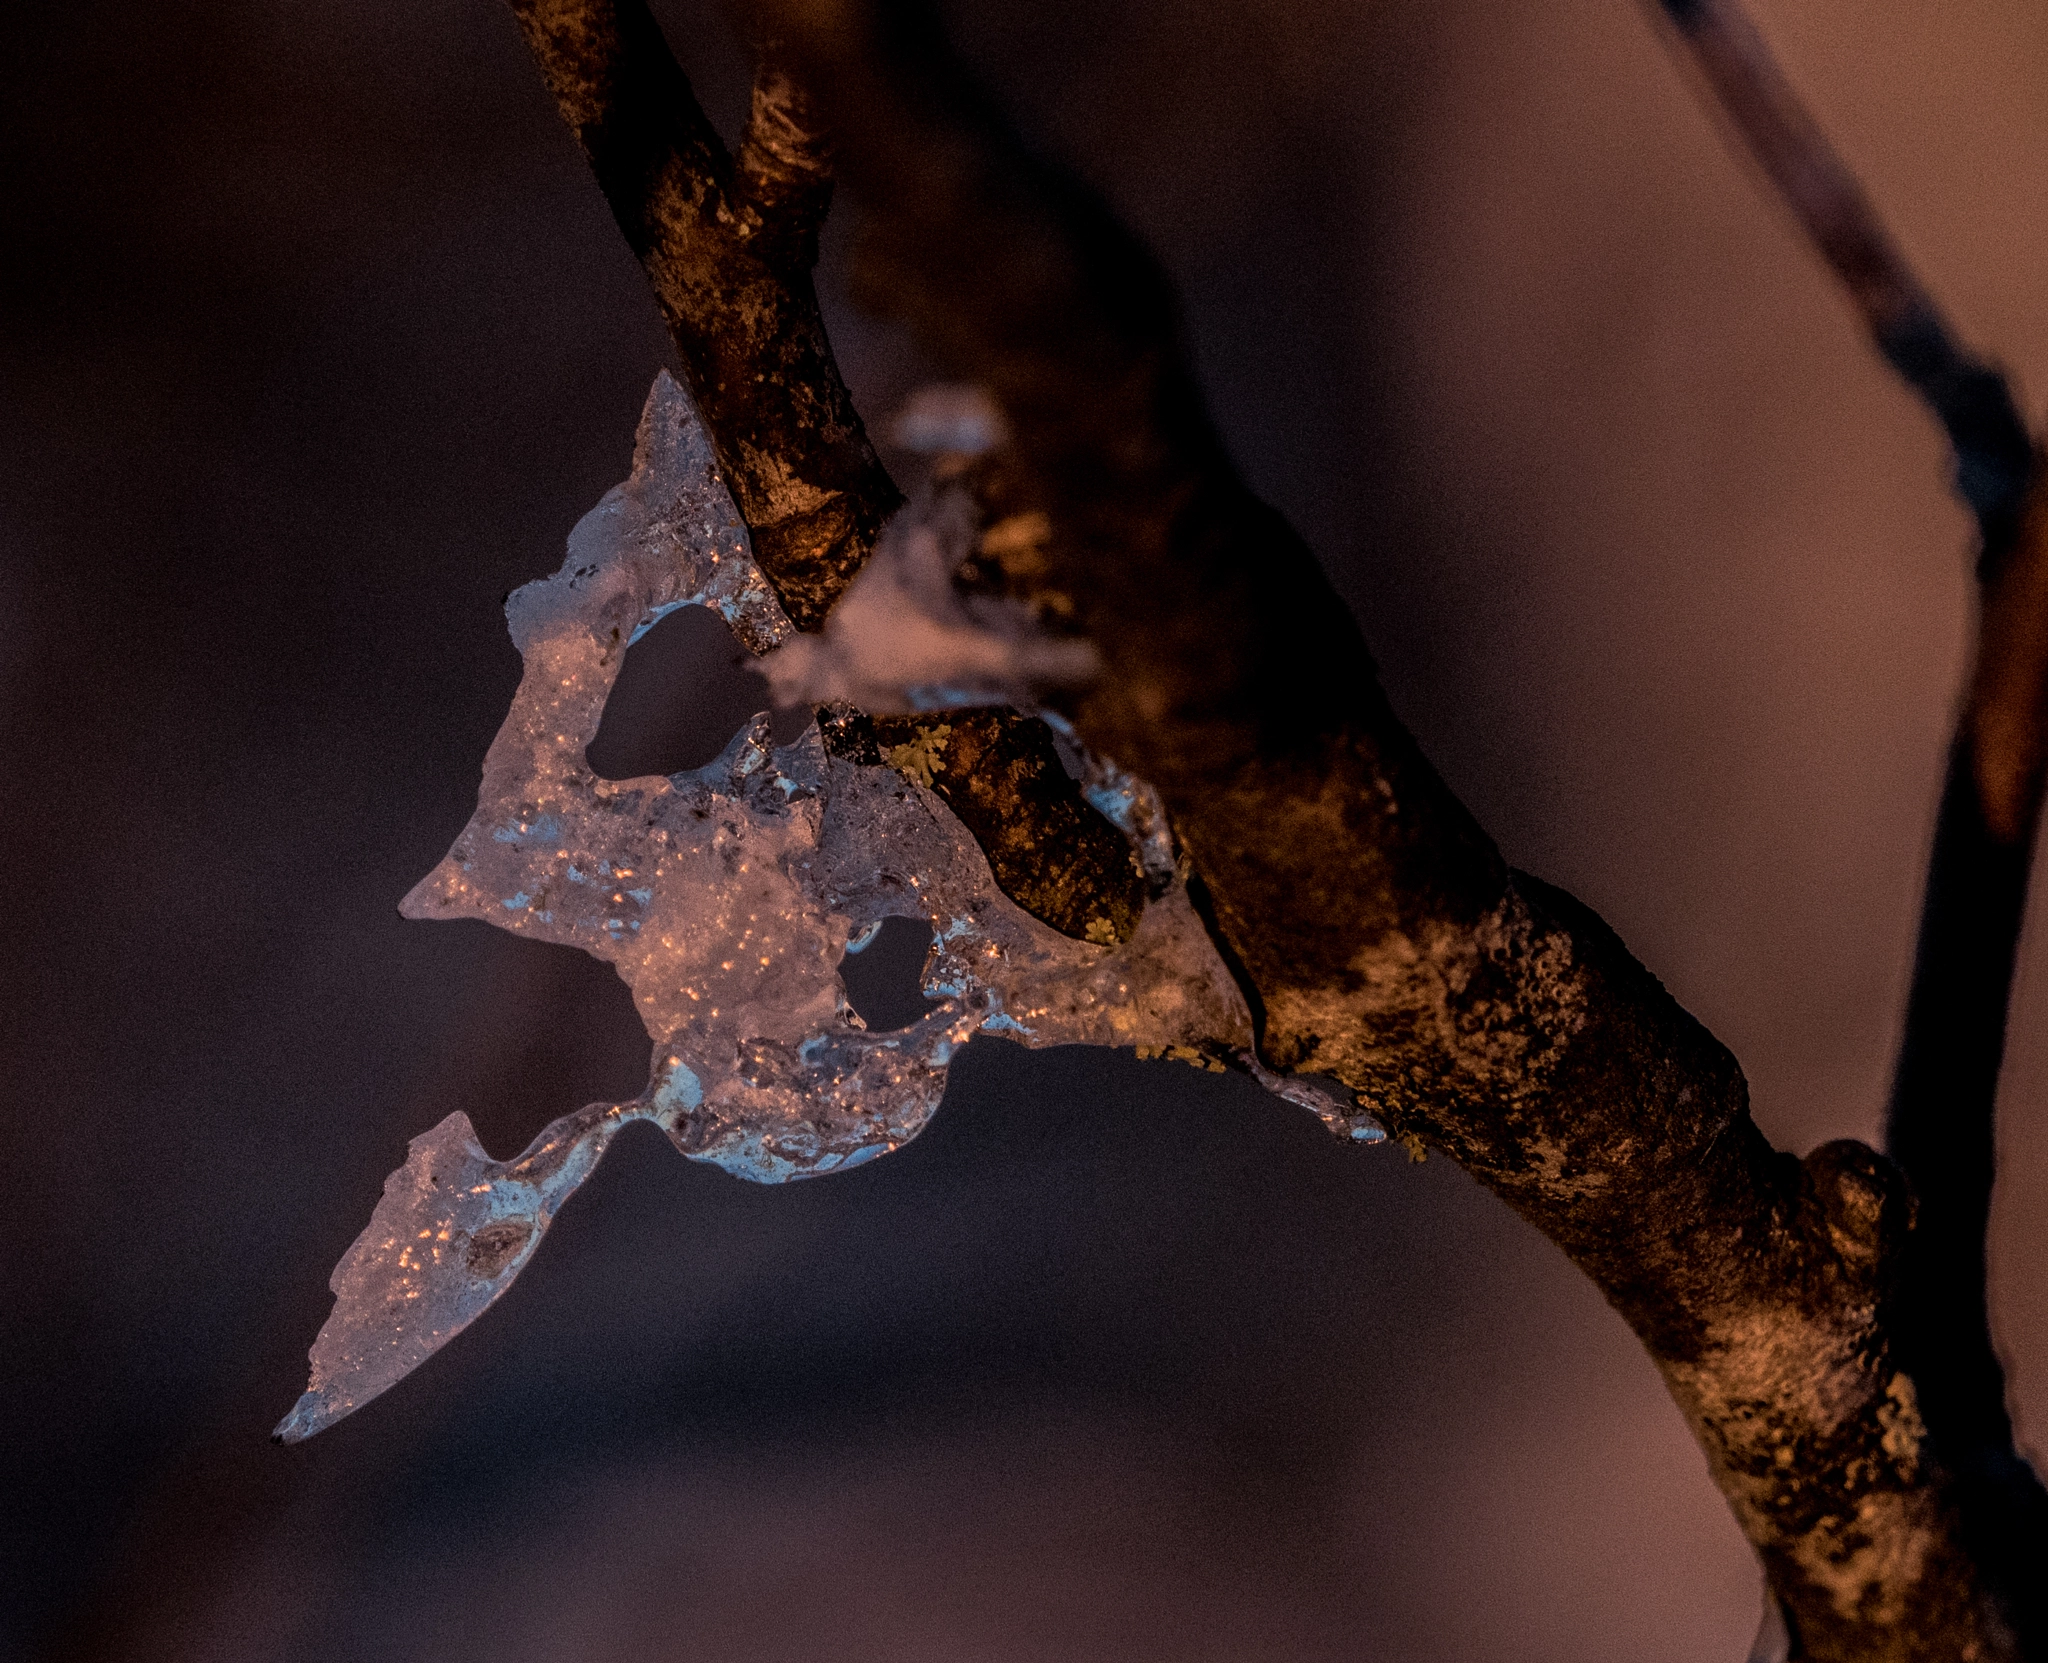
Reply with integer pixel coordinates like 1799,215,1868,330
759,462,1100,715
276,372,1378,1444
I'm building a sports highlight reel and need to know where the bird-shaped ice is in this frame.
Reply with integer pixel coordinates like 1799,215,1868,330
275,373,1363,1443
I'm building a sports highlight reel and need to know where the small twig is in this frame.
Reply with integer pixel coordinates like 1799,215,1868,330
1886,741,2048,1657
499,0,1158,947
1967,484,2048,844
1654,1,2048,1649
822,706,1147,942
505,0,898,628
1651,0,2035,574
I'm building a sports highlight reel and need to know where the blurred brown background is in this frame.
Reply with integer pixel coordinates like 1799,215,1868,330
3,0,2045,1657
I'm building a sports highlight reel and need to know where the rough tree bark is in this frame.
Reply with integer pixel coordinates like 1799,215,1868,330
499,0,2045,1655
502,0,895,625
503,0,1146,945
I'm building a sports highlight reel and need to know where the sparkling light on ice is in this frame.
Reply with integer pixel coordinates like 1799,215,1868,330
276,373,1378,1443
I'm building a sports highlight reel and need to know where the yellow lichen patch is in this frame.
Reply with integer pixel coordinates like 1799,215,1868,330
1396,1131,1429,1164
1877,1372,1925,1478
883,723,953,789
1135,1043,1225,1074
979,510,1052,569
1084,916,1118,946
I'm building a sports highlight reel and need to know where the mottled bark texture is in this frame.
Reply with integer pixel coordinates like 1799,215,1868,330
505,0,895,625
823,704,1148,943
716,2,2032,1655
504,0,1142,947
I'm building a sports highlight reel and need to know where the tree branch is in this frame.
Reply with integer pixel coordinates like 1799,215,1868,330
1886,738,2048,1660
1655,2,2048,1651
732,52,837,267
826,704,1149,942
506,0,897,628
723,0,2036,1654
1651,0,2035,577
503,0,1152,947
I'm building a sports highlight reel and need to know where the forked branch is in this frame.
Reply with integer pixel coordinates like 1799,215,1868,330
732,0,2032,1655
505,0,1145,943
504,0,2044,1654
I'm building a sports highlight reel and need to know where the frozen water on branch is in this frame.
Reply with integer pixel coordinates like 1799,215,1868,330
763,379,1103,715
759,474,1100,715
276,373,1375,1443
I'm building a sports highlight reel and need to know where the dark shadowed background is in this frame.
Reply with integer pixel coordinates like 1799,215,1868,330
4,0,2045,1658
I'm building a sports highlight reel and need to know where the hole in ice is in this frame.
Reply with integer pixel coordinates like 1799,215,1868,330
586,604,809,780
443,929,655,1161
838,915,941,1032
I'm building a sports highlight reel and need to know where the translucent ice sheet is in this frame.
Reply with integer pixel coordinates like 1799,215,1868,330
278,375,1324,1441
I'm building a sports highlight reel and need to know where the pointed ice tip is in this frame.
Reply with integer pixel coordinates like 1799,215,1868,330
396,859,460,922
272,1390,337,1445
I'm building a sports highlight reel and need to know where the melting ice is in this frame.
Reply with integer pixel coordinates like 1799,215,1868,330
276,372,1377,1443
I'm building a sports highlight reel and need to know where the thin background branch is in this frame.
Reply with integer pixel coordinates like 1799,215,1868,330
1653,1,2048,1650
